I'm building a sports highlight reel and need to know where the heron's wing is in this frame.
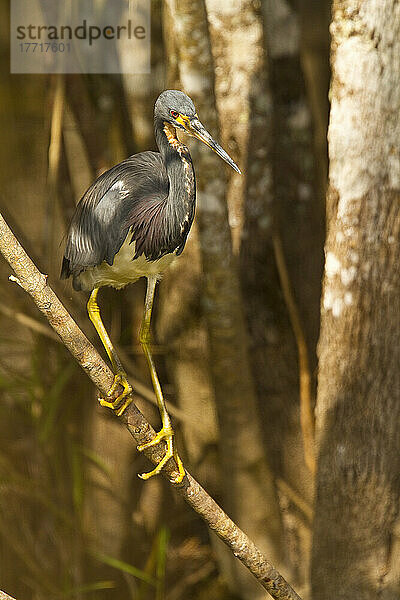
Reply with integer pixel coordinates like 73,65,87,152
61,151,168,280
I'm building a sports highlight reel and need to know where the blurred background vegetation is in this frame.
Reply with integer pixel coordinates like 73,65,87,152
0,0,332,598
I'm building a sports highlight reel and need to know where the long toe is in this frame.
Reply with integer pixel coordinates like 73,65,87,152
107,372,132,398
137,425,173,452
173,452,186,483
138,449,172,480
99,372,133,416
137,427,185,482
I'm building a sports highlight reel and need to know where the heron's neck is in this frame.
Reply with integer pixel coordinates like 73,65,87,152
155,119,195,207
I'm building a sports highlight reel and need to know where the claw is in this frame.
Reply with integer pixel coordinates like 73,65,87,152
99,372,133,417
137,426,185,483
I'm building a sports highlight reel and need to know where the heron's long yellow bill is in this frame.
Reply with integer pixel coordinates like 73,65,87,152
176,114,241,174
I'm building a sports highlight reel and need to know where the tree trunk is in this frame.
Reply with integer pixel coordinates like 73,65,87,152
165,1,285,597
253,0,327,589
312,2,400,598
298,0,331,197
157,0,219,485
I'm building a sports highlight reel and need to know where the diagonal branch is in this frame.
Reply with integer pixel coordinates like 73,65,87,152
0,591,17,600
0,211,302,600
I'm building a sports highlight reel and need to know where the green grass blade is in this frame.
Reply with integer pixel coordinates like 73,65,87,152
38,363,75,442
91,551,156,586
156,526,170,600
61,580,116,596
79,446,113,479
70,442,84,515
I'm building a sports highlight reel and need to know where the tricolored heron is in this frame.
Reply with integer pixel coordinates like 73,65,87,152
61,90,240,482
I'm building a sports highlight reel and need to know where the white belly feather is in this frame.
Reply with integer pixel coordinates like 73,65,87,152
76,236,177,291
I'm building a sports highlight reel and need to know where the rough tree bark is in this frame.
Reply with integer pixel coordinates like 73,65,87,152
312,2,400,598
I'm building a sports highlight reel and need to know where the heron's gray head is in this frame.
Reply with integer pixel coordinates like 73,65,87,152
154,90,241,174
155,90,196,125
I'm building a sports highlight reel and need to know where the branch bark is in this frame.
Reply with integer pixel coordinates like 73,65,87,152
0,211,302,600
0,591,17,600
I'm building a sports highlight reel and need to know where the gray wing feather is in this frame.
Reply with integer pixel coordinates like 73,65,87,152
61,151,168,280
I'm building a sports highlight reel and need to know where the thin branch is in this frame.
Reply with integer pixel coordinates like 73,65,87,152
43,74,65,256
276,478,313,525
0,591,17,600
47,74,65,192
272,232,316,474
0,300,59,342
0,211,302,600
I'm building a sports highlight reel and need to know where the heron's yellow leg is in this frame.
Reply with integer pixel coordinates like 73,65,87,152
137,276,185,483
87,288,132,416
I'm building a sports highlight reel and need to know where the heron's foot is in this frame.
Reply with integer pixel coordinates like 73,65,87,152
99,372,133,417
137,425,185,483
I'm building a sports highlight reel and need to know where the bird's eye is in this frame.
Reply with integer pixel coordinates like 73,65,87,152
170,109,179,119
